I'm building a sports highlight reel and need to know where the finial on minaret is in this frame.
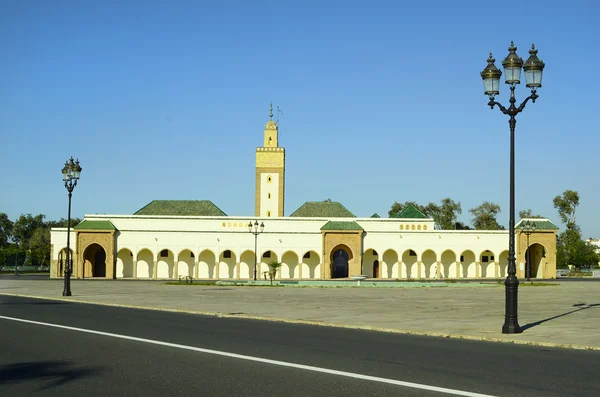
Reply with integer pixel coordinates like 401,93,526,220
269,102,273,120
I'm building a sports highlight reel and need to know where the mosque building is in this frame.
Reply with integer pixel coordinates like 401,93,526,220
50,105,559,281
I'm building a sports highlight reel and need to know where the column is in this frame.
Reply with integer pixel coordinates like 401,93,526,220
397,261,402,279
436,261,442,279
174,257,179,280
194,259,199,279
456,261,461,278
153,255,158,279
475,261,481,279
132,260,138,279
417,261,422,279
236,262,241,279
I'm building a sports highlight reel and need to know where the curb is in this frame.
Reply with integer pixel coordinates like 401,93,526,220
1,292,598,352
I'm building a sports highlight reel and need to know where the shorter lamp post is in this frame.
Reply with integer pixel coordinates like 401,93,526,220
248,220,265,281
61,157,82,296
521,220,536,282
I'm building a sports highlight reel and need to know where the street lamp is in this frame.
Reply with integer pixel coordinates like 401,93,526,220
61,157,82,296
248,220,265,281
521,220,536,282
481,42,545,334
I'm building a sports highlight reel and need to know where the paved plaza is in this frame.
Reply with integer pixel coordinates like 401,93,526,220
1,277,599,350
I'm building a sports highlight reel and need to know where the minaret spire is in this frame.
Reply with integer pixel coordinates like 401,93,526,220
269,102,273,120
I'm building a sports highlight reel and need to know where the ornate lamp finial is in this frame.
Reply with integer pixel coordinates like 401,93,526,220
269,102,273,120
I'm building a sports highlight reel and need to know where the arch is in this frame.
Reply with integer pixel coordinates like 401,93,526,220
526,243,546,279
198,249,217,279
498,250,509,278
363,248,378,278
440,250,457,279
157,249,175,279
116,248,134,278
382,249,398,279
422,249,437,279
259,250,278,280
301,250,320,279
83,243,107,278
240,250,254,279
136,249,154,278
480,249,495,278
330,246,350,278
57,248,74,277
402,249,418,279
281,251,299,279
219,250,237,279
460,250,476,278
177,249,195,278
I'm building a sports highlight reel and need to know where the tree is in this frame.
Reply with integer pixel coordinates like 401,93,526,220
556,226,600,269
469,202,504,230
518,209,544,219
12,214,46,250
553,190,579,229
388,201,428,218
429,198,462,230
267,261,282,285
0,212,13,248
454,221,472,230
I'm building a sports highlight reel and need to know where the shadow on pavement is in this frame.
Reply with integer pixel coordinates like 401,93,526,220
0,361,101,390
521,303,600,332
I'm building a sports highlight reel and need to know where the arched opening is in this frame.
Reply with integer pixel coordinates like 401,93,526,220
440,250,456,279
461,250,476,278
383,249,399,279
282,251,299,279
83,243,107,278
198,250,216,279
422,249,437,279
177,249,195,278
526,243,546,279
58,248,74,277
363,249,378,278
301,250,320,279
136,249,154,278
157,249,175,279
116,248,134,278
260,250,278,280
219,250,237,279
479,250,495,278
498,251,509,278
402,249,418,279
330,245,352,279
240,250,254,279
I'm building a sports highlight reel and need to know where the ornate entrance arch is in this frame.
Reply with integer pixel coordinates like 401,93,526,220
331,247,350,278
83,243,107,278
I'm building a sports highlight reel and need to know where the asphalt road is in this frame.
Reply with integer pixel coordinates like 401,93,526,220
1,295,599,397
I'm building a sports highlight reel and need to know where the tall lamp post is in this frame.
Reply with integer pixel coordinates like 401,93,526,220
480,42,545,334
61,157,82,296
521,220,536,282
248,220,264,281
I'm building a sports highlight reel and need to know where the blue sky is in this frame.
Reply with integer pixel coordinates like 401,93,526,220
1,1,598,237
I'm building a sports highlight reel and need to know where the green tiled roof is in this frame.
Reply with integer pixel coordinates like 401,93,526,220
320,221,363,231
290,201,355,218
391,204,429,219
134,200,227,216
74,220,117,231
516,219,559,231
370,213,381,218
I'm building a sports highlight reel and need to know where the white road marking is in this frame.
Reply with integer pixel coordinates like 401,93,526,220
0,315,497,397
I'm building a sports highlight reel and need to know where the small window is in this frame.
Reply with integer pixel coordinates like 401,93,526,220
409,250,416,256
130,252,133,257
160,249,168,257
482,256,489,263
223,250,232,259
372,250,378,256
303,252,310,259
190,252,195,258
460,255,464,262
267,210,272,217
263,251,271,258
490,255,494,261
268,193,271,199
267,176,272,183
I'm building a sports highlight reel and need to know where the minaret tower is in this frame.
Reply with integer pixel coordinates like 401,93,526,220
255,103,285,217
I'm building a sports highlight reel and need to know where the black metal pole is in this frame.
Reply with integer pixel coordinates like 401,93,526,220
63,190,73,296
503,111,521,333
253,232,258,281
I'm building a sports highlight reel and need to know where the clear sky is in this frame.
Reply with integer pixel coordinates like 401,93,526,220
1,1,598,237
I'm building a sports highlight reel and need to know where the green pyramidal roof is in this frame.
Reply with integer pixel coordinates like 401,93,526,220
290,201,355,218
515,218,559,231
390,204,429,219
320,221,363,231
74,220,116,231
370,213,381,218
134,200,227,216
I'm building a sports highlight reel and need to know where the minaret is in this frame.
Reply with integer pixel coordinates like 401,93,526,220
255,103,285,217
